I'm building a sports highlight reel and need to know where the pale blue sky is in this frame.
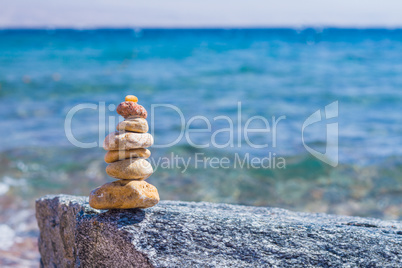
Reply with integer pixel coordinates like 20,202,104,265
1,0,402,28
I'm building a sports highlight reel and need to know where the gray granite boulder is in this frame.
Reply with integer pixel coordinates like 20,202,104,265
36,194,402,267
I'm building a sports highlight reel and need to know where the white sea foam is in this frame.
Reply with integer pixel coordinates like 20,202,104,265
0,182,9,195
2,176,27,187
0,224,15,250
0,176,28,196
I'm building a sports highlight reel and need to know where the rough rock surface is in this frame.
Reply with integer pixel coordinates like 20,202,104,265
36,195,402,267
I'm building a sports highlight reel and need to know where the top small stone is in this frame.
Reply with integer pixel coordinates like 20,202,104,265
125,95,138,102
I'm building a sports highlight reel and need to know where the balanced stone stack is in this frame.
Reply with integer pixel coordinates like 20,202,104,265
89,95,159,209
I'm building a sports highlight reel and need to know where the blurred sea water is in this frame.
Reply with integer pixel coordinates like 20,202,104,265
0,28,401,265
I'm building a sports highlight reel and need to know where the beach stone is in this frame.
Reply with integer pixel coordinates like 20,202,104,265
104,148,151,163
117,101,147,119
89,180,159,210
106,158,153,180
36,195,402,267
103,131,153,150
125,95,138,102
116,117,149,133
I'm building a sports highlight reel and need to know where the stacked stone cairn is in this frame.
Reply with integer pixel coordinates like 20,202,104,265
89,95,159,209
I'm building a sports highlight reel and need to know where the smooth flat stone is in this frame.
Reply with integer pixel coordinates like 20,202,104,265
116,118,148,133
103,131,153,150
89,180,159,209
106,158,153,180
104,149,151,163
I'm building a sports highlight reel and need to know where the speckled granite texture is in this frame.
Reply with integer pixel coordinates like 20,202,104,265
36,195,402,267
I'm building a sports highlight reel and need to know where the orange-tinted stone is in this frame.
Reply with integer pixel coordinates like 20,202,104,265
125,95,138,102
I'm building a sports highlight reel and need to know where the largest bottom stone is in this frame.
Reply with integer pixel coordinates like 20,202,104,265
89,180,159,209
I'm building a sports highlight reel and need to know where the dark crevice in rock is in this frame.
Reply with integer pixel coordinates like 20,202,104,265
343,222,379,228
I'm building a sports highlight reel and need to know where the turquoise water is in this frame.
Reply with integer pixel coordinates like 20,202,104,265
1,28,402,264
0,28,402,219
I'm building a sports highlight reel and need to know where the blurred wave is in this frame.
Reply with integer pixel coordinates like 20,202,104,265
1,28,402,265
0,28,401,208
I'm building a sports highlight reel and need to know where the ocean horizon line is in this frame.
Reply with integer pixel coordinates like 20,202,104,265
1,26,402,31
